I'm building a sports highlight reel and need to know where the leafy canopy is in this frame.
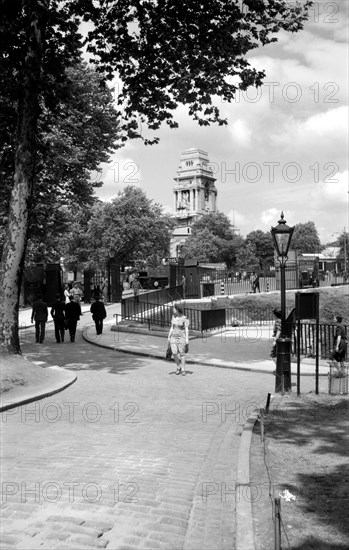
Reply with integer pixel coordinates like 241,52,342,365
245,230,275,270
182,212,244,268
74,0,312,143
291,221,322,254
81,186,175,269
0,62,120,263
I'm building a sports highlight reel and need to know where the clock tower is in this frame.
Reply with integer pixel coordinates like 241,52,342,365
170,148,217,257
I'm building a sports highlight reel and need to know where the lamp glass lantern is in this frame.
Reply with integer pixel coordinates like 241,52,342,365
271,212,294,264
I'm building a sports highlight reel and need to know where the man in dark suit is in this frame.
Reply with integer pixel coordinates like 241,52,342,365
50,293,66,343
64,295,81,342
31,294,48,343
90,296,107,335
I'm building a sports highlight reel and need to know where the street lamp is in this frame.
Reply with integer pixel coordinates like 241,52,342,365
271,212,295,393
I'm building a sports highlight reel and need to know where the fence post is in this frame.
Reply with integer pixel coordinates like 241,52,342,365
274,497,281,550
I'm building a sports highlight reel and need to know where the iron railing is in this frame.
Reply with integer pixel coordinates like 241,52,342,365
121,289,348,355
121,297,224,332
121,285,183,318
226,306,295,326
294,323,348,360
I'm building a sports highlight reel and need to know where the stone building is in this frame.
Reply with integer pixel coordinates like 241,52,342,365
170,148,217,257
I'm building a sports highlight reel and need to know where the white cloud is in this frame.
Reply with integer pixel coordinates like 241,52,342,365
260,208,280,227
271,106,348,163
309,170,349,221
229,119,252,147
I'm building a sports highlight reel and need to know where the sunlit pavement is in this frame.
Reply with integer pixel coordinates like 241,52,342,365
2,318,276,550
0,304,329,549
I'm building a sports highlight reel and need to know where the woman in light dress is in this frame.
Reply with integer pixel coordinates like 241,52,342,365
168,304,189,375
63,284,71,304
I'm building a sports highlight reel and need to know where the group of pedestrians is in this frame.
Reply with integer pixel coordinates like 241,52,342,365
31,293,82,343
63,283,83,307
31,290,107,344
31,292,191,375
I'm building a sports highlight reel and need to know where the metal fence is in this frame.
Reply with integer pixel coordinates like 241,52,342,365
226,306,295,326
121,285,183,319
295,322,348,360
121,295,294,332
120,300,208,331
121,295,224,332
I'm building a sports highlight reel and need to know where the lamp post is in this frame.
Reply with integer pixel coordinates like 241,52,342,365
108,250,115,302
271,212,295,393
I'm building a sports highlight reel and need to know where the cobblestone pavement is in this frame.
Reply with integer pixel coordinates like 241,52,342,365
1,323,273,550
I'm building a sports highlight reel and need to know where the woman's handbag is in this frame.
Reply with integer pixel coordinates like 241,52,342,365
165,343,172,360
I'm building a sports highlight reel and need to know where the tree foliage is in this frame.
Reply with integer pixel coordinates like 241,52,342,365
0,0,312,353
335,231,349,271
78,0,312,143
0,62,120,264
245,230,275,270
182,212,244,269
291,222,322,254
235,241,259,271
80,186,174,270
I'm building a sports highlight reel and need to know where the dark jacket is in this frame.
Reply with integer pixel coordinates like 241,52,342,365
65,301,81,321
90,301,107,320
50,300,66,321
31,300,48,322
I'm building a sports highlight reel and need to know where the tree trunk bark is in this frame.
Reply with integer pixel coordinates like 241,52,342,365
0,1,48,355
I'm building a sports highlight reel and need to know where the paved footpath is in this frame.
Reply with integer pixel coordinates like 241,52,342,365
2,320,276,550
1,305,329,550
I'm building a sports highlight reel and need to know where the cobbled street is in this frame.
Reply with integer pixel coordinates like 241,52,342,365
1,321,272,550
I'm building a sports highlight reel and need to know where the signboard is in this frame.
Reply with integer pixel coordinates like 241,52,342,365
295,292,319,320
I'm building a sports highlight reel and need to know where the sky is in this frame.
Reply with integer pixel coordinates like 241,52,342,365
90,0,349,244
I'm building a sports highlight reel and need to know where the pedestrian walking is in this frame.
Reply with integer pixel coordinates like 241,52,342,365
132,276,142,304
50,293,66,343
101,277,108,303
332,315,347,375
90,296,107,335
31,294,48,343
252,273,260,293
270,308,282,362
71,282,83,311
63,284,71,304
64,295,81,342
168,304,189,375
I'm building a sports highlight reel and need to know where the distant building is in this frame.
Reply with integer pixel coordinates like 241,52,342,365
170,148,218,257
301,246,341,273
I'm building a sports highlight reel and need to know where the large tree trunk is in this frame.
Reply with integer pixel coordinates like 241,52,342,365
0,1,48,355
